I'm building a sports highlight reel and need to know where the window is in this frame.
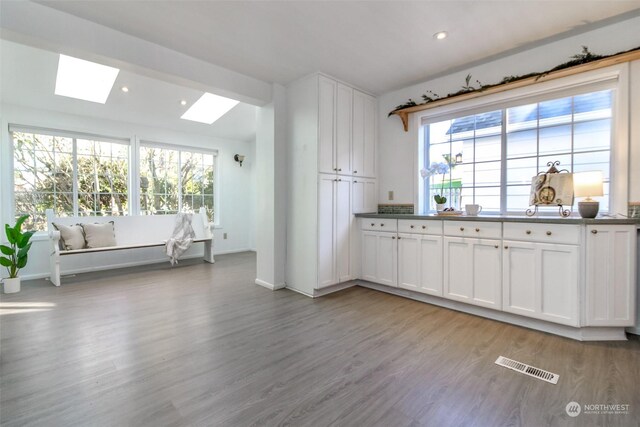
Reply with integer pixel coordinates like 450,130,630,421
422,89,613,214
139,144,216,222
11,129,129,230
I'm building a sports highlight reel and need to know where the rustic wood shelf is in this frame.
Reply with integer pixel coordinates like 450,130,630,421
391,49,640,132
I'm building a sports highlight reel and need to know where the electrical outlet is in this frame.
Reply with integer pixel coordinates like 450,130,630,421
388,190,394,201
223,233,228,239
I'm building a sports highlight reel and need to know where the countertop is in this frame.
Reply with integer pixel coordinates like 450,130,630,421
355,213,640,225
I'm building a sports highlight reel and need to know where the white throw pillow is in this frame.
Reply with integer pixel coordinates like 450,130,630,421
52,223,86,251
81,222,117,248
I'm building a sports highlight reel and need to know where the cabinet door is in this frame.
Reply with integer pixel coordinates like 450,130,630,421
398,234,421,291
361,230,378,283
503,241,538,317
363,179,377,213
362,93,376,178
352,180,365,214
376,233,397,287
352,178,376,214
444,237,473,301
318,76,336,174
335,83,352,175
352,91,365,178
503,241,579,326
418,235,443,296
317,175,337,288
335,177,352,282
444,237,501,309
585,225,636,326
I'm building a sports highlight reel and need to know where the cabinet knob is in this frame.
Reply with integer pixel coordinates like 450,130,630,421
526,230,531,235
338,168,342,171
475,228,480,232
504,246,509,249
591,229,598,234
333,168,337,171
338,178,342,181
546,231,552,236
460,227,465,231
422,225,426,229
410,225,414,229
334,179,338,182
371,223,375,226
353,171,358,174
397,236,401,240
380,223,385,227
494,245,499,249
354,180,358,183
392,236,396,240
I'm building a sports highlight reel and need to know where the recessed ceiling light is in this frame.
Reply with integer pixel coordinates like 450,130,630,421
180,100,187,106
55,54,120,104
121,86,129,93
434,31,448,40
181,93,239,124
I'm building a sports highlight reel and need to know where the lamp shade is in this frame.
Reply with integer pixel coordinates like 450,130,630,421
573,171,603,197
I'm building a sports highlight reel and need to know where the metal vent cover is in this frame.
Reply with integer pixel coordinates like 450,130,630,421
495,356,559,384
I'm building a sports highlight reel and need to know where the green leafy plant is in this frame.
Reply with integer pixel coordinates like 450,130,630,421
0,215,35,278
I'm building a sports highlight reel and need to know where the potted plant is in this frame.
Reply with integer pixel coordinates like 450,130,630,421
1,215,34,293
421,161,450,212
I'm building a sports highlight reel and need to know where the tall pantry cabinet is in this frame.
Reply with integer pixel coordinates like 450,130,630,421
286,74,377,296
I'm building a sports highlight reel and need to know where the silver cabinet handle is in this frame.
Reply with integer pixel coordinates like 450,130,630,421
504,246,509,249
410,225,414,229
353,180,358,183
422,225,426,229
591,229,598,234
338,178,342,181
494,245,499,249
371,223,375,226
397,236,402,240
353,171,358,174
392,236,396,240
546,231,552,236
338,168,342,171
460,227,465,231
333,167,337,171
380,223,385,227
526,230,531,235
475,228,480,232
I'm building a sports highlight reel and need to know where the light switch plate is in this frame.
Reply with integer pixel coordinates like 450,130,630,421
388,191,394,201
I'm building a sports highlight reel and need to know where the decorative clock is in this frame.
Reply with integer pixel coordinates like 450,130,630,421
526,161,574,217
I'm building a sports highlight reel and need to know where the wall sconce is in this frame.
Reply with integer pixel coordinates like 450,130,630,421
234,154,245,167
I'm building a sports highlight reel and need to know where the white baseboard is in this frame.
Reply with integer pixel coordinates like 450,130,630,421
255,278,286,291
286,281,357,298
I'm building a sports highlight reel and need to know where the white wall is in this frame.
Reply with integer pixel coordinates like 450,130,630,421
377,16,640,207
0,104,256,280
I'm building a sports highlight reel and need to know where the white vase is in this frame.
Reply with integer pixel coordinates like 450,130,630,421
436,203,446,212
3,277,21,294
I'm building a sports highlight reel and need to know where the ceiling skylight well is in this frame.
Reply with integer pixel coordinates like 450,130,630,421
55,54,120,104
181,93,240,124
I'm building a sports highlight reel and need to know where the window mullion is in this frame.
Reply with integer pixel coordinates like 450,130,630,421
72,138,79,216
500,109,508,214
177,151,183,213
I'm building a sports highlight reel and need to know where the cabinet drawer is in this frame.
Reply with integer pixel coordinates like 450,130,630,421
361,218,397,232
503,223,580,245
398,220,442,235
443,221,502,239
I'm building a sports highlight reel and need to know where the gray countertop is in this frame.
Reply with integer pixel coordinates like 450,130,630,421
355,213,640,225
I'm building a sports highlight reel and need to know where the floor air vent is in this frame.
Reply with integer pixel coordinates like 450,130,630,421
495,356,559,384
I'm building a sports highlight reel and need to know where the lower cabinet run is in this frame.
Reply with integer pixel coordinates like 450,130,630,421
359,217,638,340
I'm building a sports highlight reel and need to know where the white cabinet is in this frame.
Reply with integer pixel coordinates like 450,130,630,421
362,230,397,287
444,237,502,310
398,233,443,296
318,175,352,289
352,178,377,214
585,225,636,326
502,241,579,326
318,76,336,175
335,84,352,175
352,90,376,178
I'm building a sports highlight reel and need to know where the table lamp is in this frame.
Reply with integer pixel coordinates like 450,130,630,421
573,171,603,218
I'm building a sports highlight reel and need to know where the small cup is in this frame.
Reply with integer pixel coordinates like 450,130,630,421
465,204,482,216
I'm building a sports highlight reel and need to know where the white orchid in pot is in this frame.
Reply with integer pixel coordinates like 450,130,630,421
1,215,35,294
421,161,451,212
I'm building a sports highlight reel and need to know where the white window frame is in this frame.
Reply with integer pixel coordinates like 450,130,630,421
8,125,131,233
416,64,630,216
138,140,219,225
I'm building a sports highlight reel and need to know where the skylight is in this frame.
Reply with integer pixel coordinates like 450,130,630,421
55,55,120,104
181,93,240,124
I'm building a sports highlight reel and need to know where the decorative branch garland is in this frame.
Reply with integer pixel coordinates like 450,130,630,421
388,46,640,117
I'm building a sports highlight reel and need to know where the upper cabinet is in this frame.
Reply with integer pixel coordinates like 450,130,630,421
317,75,376,177
352,90,376,178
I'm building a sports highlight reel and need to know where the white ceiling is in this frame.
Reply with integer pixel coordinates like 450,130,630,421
0,40,258,142
38,0,640,94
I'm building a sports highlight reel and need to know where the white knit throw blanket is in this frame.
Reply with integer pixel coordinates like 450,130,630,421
165,213,196,265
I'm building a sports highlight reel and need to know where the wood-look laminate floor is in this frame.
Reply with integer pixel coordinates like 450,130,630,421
1,252,639,427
